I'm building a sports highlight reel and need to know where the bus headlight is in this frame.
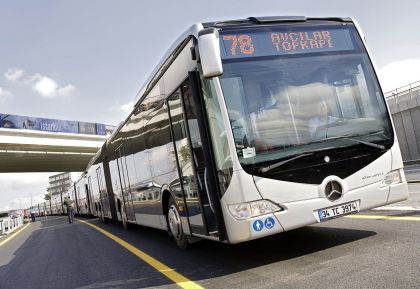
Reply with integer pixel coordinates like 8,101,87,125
228,200,282,220
380,170,402,188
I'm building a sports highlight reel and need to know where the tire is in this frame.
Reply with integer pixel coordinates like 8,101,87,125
167,197,189,250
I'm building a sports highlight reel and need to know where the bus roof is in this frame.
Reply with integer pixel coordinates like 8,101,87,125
100,23,204,153
202,16,352,28
133,23,204,105
132,16,353,108
96,16,356,173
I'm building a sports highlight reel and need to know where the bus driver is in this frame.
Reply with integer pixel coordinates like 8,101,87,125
308,100,338,138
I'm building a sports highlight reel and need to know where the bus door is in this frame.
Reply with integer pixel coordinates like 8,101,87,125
167,81,219,237
86,178,93,215
115,146,135,221
96,166,110,217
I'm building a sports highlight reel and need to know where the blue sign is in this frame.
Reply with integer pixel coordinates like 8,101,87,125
252,220,264,232
264,217,275,229
39,118,79,133
78,122,96,135
0,113,110,135
1,114,37,129
96,123,106,135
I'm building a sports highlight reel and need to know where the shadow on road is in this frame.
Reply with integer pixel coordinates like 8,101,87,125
93,218,377,284
0,217,173,289
387,211,420,217
0,216,377,289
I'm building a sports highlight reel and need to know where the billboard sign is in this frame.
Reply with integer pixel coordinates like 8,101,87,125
0,113,110,135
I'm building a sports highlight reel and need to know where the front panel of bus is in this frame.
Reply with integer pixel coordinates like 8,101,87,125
207,19,409,243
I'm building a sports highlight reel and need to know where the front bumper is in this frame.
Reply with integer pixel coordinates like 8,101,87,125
222,181,408,244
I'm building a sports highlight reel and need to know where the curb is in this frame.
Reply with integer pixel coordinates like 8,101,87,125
372,206,420,211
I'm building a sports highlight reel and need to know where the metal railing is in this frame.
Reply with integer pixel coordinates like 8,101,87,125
0,216,24,236
385,80,420,103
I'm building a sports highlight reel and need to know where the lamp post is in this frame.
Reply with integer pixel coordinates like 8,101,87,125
49,191,52,216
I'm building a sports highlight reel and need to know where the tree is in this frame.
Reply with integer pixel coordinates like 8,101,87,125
44,193,51,201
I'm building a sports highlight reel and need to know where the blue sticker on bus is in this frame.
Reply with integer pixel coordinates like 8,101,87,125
264,217,275,229
252,220,264,232
318,210,324,220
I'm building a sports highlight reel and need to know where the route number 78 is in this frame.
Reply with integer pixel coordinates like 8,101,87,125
222,35,255,56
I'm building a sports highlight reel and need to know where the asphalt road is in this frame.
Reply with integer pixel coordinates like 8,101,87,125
0,185,419,289
405,165,420,182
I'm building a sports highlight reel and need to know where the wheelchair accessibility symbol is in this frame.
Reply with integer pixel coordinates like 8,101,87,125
264,217,275,229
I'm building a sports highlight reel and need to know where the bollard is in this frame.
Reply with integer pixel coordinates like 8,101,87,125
4,219,9,234
8,218,13,234
8,218,15,234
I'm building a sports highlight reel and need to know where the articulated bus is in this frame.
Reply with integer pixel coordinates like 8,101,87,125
35,202,46,217
50,194,65,215
65,180,91,217
69,16,408,248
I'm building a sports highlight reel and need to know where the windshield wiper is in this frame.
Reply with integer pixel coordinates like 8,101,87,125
343,137,385,150
308,134,387,150
259,153,313,173
257,136,386,174
257,146,338,173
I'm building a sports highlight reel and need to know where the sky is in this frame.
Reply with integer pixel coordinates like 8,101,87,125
1,0,420,211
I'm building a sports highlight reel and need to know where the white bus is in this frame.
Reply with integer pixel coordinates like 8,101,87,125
77,16,408,249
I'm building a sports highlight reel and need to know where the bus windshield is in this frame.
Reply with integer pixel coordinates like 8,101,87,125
218,24,393,168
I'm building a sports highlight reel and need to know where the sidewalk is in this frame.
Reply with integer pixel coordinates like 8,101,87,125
404,164,420,183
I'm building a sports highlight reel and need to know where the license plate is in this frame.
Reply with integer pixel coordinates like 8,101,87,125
317,200,359,222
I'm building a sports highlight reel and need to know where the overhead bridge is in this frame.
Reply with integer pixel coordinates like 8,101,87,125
386,80,420,164
0,113,113,172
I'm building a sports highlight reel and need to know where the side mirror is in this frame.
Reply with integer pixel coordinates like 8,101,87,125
198,28,223,78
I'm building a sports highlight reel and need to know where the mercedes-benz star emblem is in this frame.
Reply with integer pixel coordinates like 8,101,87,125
324,156,330,163
325,180,343,201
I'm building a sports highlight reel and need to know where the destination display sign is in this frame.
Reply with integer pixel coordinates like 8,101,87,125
220,28,354,59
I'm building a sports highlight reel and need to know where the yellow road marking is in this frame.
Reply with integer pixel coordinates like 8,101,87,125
77,219,204,289
345,214,420,221
0,223,30,247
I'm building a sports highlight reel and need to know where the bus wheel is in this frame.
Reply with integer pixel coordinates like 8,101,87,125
167,197,189,250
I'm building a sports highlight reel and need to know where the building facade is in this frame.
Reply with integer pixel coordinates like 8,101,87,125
48,172,72,197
